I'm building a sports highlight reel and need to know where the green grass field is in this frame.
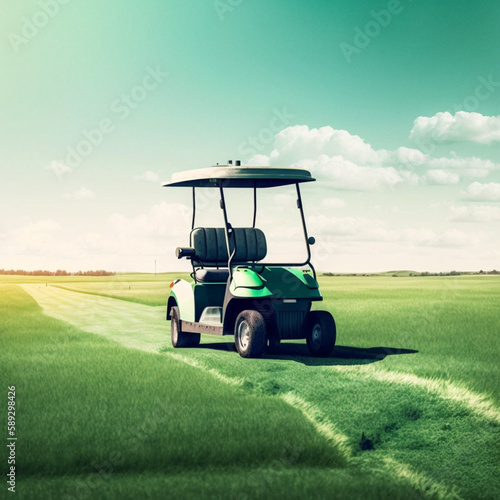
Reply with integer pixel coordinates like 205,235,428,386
1,274,499,499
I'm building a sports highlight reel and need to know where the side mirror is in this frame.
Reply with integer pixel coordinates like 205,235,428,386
308,236,316,245
176,247,196,259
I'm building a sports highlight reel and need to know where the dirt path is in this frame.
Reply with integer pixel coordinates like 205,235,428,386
21,284,167,353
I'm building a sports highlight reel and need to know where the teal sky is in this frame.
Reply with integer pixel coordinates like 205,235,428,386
1,0,499,272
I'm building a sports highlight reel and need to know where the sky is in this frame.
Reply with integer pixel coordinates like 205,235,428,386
1,0,499,273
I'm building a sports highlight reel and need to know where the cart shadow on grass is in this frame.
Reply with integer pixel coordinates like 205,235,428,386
196,342,418,366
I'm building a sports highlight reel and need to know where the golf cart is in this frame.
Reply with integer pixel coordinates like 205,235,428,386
163,162,336,358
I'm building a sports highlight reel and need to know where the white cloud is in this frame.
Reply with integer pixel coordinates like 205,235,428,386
247,125,496,192
45,160,71,177
85,202,193,269
425,169,460,185
403,228,475,247
1,203,193,271
270,125,382,165
296,155,407,191
249,154,270,166
109,201,191,238
322,197,346,208
449,204,500,222
134,170,160,182
410,111,500,144
308,213,483,248
463,182,500,201
387,148,497,178
391,147,428,166
308,214,397,241
427,155,496,178
63,187,95,200
2,219,78,256
274,193,295,206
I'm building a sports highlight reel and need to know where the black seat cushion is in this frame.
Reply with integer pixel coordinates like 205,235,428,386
194,269,229,283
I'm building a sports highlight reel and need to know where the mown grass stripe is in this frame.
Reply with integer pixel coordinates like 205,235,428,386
167,351,457,500
52,284,158,306
167,352,246,388
173,360,463,500
168,353,352,462
166,352,353,463
280,392,351,461
360,366,500,425
380,458,463,500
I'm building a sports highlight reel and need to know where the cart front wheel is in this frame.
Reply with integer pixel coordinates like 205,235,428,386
235,310,267,358
171,306,200,348
305,311,336,357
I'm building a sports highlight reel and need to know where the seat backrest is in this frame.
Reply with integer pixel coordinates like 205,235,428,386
191,228,227,265
233,227,267,262
191,227,267,266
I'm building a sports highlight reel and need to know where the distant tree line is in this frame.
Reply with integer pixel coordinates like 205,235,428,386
0,269,115,276
322,270,499,277
410,270,499,276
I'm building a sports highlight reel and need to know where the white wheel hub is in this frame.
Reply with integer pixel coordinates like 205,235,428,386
311,323,322,348
237,320,250,350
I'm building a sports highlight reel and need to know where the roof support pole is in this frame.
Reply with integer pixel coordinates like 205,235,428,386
296,183,316,279
252,181,257,228
191,187,196,230
219,184,235,277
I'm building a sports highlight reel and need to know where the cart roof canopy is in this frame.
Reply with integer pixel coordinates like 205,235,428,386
162,165,315,188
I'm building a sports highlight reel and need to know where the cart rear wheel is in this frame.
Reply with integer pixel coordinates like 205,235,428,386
235,310,266,358
171,306,200,348
305,311,336,357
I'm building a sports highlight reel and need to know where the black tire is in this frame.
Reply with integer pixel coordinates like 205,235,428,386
171,306,200,348
235,310,267,358
304,311,336,357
